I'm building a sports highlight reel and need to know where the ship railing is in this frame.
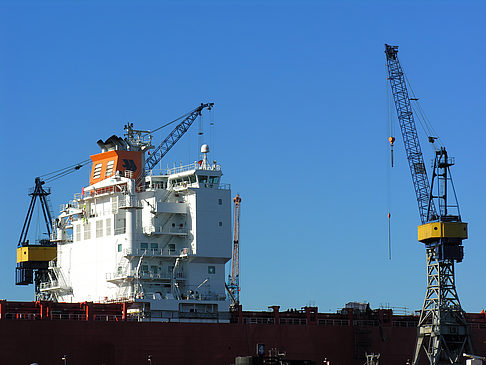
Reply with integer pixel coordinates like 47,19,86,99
166,162,222,175
114,227,126,235
3,313,41,320
142,226,188,236
279,318,307,325
106,272,133,281
118,196,143,209
59,201,80,212
124,247,191,257
198,182,231,190
74,184,128,201
94,314,124,321
318,319,350,326
392,320,419,328
40,280,59,290
242,317,275,325
139,272,185,280
51,231,73,242
353,319,379,327
51,313,86,321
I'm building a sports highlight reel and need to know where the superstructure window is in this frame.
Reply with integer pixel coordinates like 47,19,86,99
96,221,103,238
117,244,122,252
105,160,115,177
84,222,91,240
218,199,222,205
105,218,112,236
208,266,216,274
168,243,175,254
75,224,81,241
93,163,102,179
140,243,148,252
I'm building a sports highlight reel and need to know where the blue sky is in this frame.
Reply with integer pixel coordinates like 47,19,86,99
1,0,485,313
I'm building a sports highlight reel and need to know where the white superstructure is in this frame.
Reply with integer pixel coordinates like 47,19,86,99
41,136,232,321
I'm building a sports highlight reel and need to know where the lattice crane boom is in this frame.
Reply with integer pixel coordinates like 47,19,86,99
144,103,214,172
385,44,437,224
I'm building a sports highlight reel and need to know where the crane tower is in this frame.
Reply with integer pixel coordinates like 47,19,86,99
228,194,241,305
385,44,472,365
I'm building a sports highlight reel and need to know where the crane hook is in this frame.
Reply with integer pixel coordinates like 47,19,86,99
389,136,395,167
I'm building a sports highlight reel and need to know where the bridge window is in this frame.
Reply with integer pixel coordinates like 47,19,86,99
93,163,102,179
105,160,115,177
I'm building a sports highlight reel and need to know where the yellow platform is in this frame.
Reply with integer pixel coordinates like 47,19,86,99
17,246,57,263
417,222,468,243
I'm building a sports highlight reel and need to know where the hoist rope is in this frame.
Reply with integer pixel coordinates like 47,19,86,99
385,70,393,260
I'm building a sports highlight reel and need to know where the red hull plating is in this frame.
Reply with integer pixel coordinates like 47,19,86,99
0,302,484,365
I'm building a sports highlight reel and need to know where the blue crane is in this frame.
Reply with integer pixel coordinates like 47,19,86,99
385,44,472,365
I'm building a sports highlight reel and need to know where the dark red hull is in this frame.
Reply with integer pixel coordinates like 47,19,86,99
0,301,485,365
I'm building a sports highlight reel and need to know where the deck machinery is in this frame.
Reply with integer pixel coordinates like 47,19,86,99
385,44,472,365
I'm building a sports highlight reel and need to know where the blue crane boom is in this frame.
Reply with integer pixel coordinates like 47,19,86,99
385,44,437,224
145,103,214,172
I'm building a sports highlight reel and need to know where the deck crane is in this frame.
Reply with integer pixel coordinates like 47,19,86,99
385,44,472,365
227,194,242,306
16,160,91,299
124,102,214,182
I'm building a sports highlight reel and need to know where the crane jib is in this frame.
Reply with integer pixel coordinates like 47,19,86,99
384,44,437,224
145,103,214,172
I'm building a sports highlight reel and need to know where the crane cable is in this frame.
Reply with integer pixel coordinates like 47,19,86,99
149,105,208,136
403,70,443,149
386,69,393,260
39,159,91,183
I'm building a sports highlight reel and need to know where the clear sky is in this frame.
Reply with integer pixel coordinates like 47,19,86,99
1,0,485,313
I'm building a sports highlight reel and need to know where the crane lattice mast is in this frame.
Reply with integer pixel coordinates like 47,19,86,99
228,194,241,305
385,44,472,365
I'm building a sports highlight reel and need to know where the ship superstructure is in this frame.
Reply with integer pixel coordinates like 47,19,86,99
38,109,232,321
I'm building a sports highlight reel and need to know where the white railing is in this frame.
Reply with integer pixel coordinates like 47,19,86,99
142,226,188,236
124,247,190,257
118,196,143,209
114,227,126,235
40,280,59,290
165,162,222,176
189,182,230,190
106,271,185,281
139,272,185,280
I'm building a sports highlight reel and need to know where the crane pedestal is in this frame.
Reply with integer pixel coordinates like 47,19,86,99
413,247,472,365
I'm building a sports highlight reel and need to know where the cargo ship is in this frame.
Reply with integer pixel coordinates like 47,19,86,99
7,104,486,365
